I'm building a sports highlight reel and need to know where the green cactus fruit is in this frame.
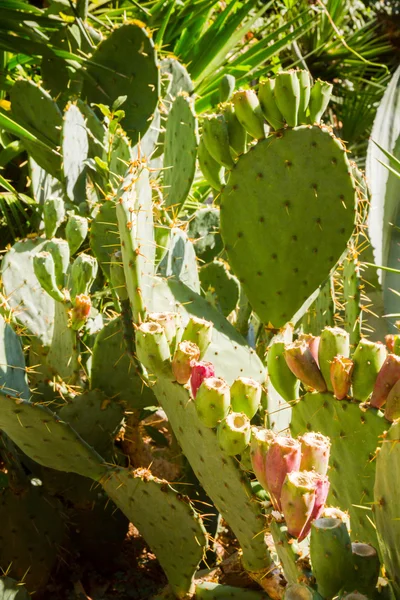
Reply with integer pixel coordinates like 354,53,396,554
318,327,350,391
284,341,327,392
219,74,236,103
71,294,91,330
43,238,70,289
66,214,88,255
220,126,356,328
298,432,330,475
195,377,230,428
43,196,65,239
202,114,234,168
352,339,387,401
284,584,323,600
274,71,301,127
330,356,354,400
309,79,333,124
197,137,225,191
217,412,251,456
384,378,400,422
232,89,265,140
33,252,65,303
258,78,284,131
221,103,246,157
310,517,353,599
69,253,98,299
344,543,380,596
267,342,300,402
230,377,261,419
148,311,182,353
182,316,213,358
172,341,200,384
296,70,311,124
136,321,171,375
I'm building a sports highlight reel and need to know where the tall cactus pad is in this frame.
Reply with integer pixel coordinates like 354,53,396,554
102,467,207,598
83,24,159,145
90,199,120,281
220,127,356,327
291,392,389,546
62,103,89,204
145,375,272,572
374,422,400,596
0,315,29,400
163,94,198,210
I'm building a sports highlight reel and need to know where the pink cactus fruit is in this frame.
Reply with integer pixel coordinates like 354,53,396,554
284,341,327,392
190,361,215,398
264,436,302,511
172,341,200,384
299,432,331,476
370,354,400,409
385,335,396,353
384,378,400,422
250,428,276,493
71,294,91,330
281,471,330,542
299,334,321,366
330,355,354,400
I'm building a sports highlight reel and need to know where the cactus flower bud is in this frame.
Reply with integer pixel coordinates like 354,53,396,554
43,196,65,239
71,294,91,330
250,428,276,493
370,354,400,409
33,251,65,303
330,355,354,400
281,471,329,542
299,432,330,476
135,321,171,375
190,361,215,398
195,376,230,428
66,214,88,255
148,311,182,353
384,378,400,422
217,412,251,456
263,436,302,511
230,376,261,419
182,317,213,358
172,341,200,384
284,341,327,392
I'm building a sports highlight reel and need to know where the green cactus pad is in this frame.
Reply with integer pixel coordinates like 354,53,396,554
0,576,30,600
0,392,105,480
62,103,89,204
44,301,79,383
158,228,200,293
164,94,198,210
90,316,157,410
144,375,272,572
187,207,223,264
0,315,29,400
374,421,400,597
301,277,336,336
195,582,271,599
291,392,389,546
102,467,207,597
343,256,362,347
220,126,356,327
83,23,159,145
90,199,120,281
199,259,240,316
2,238,55,346
160,57,194,101
29,156,63,205
10,80,62,178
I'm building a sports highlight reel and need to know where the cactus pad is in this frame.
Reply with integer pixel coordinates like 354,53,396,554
158,228,200,293
199,259,239,316
220,126,356,327
0,315,29,400
90,199,120,281
62,103,89,204
187,207,223,264
291,392,389,546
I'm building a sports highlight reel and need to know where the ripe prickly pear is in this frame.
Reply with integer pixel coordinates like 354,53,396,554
190,361,215,398
299,432,330,476
136,321,171,374
195,376,230,428
319,327,350,391
217,412,251,456
232,89,265,140
308,79,333,124
274,71,301,127
230,377,261,419
172,341,200,384
258,78,284,131
66,214,88,255
263,435,302,511
148,312,182,353
281,471,329,542
385,334,396,353
182,317,213,358
370,353,400,408
284,341,327,392
71,294,91,330
299,334,320,366
250,428,276,493
202,114,234,168
43,196,65,239
33,251,65,302
330,355,354,400
384,378,400,422
352,338,387,401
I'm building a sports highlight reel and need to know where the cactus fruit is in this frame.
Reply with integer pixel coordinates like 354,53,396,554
43,197,65,239
232,89,265,140
318,327,350,391
274,71,301,127
384,378,400,421
250,428,276,494
258,78,284,131
197,138,225,191
369,353,400,408
346,543,380,595
221,103,246,156
284,584,323,600
70,253,98,299
217,412,251,456
70,294,91,330
219,74,236,103
352,339,387,401
66,214,88,255
172,341,200,384
308,80,333,124
262,435,302,511
267,342,300,402
298,432,330,475
33,252,65,302
296,70,311,124
230,377,261,419
281,471,329,541
148,312,182,353
190,360,216,398
330,356,354,400
182,316,213,358
136,322,171,375
202,114,234,168
195,377,230,428
284,341,327,392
